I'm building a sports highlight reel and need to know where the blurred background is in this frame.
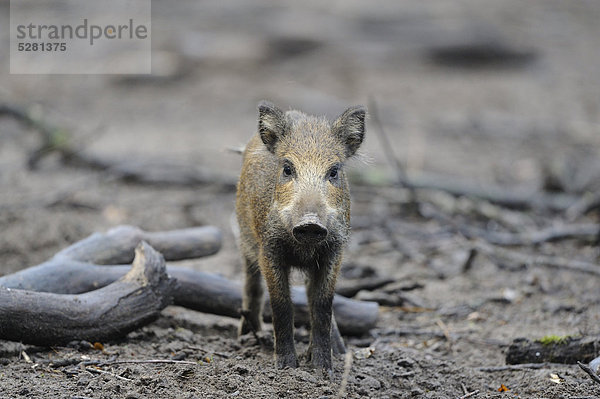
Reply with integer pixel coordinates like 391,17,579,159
1,0,599,273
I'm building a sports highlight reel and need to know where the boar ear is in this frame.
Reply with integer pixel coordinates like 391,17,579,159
332,106,366,157
258,101,286,153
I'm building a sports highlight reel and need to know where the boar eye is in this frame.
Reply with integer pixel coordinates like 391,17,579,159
282,163,293,177
328,165,339,180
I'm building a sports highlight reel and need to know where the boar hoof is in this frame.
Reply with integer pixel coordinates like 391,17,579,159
311,352,333,376
276,353,298,369
238,318,253,337
238,330,273,350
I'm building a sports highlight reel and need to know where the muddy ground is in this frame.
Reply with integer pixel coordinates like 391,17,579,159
1,1,600,398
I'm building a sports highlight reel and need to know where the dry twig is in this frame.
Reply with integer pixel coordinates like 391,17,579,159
0,103,236,188
458,390,480,399
336,351,353,399
460,224,599,246
367,97,411,190
476,363,550,372
577,361,600,386
98,359,198,366
85,366,133,382
354,172,578,212
473,240,600,277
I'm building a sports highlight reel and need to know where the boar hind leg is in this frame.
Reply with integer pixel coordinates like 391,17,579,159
331,313,346,355
262,262,297,369
239,258,264,336
306,260,340,375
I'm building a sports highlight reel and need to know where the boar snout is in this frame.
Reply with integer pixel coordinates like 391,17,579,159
292,215,328,244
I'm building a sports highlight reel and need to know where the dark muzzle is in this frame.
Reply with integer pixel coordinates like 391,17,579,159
293,220,328,244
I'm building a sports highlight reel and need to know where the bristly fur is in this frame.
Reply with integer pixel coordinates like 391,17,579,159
236,101,366,374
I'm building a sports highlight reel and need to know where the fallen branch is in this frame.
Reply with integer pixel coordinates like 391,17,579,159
352,172,578,212
355,290,427,308
164,266,376,335
335,277,395,298
1,264,376,336
0,242,176,346
506,337,600,365
62,154,237,189
98,359,198,366
85,366,133,382
458,389,480,399
53,224,223,265
0,103,236,188
567,192,600,221
459,223,599,246
577,361,600,386
477,363,552,372
376,327,447,339
0,225,222,294
0,104,68,169
0,226,378,336
473,240,600,276
367,97,411,190
413,173,579,211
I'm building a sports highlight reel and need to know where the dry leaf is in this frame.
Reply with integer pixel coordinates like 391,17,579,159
93,342,105,351
467,311,485,321
549,373,563,384
354,347,375,359
498,384,510,392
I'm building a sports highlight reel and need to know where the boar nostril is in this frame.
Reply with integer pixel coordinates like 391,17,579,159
293,222,328,243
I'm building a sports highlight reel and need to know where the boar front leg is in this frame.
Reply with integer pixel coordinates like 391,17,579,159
261,258,298,369
306,258,341,375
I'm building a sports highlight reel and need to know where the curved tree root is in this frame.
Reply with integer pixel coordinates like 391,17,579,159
0,225,378,340
0,242,176,346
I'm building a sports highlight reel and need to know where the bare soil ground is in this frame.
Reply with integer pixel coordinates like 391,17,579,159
1,1,600,398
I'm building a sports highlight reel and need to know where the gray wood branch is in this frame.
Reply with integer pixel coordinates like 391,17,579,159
506,337,600,365
0,226,378,336
0,242,176,346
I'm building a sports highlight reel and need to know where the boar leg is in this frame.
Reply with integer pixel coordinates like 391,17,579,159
306,260,340,374
262,261,298,368
239,258,264,335
331,313,346,355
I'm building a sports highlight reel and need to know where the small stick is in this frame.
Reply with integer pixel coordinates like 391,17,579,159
21,351,32,364
85,366,133,382
462,248,478,273
477,363,550,372
578,361,600,386
436,319,452,342
98,359,198,366
473,240,600,276
458,389,480,399
336,351,353,399
367,97,413,191
184,346,231,359
377,327,447,339
460,223,599,246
